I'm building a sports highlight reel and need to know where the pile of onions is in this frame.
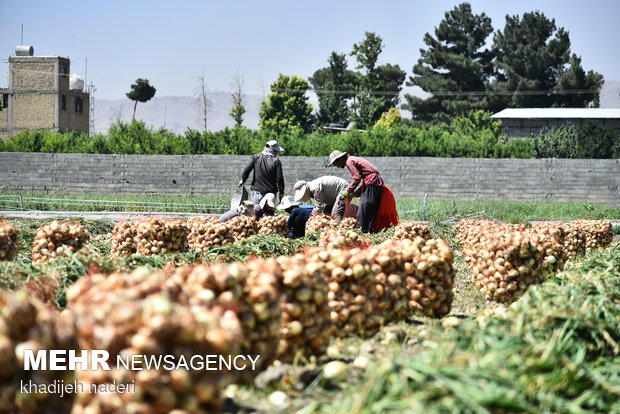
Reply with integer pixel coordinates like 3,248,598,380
110,221,137,257
227,215,259,242
274,254,333,362
0,290,78,413
67,268,241,413
32,220,90,263
339,217,357,229
135,218,189,256
558,223,586,260
469,231,543,303
187,218,234,251
572,219,613,250
527,223,567,275
305,213,336,234
393,221,431,241
319,228,371,249
0,221,19,261
385,238,454,317
258,215,288,236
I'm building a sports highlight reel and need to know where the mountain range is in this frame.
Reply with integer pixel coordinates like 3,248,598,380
93,81,620,135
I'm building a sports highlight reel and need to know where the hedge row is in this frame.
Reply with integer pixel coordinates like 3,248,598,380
1,113,618,158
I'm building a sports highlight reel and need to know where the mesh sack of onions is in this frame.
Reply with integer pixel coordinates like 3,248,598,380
571,219,613,250
305,213,336,234
393,220,431,241
226,215,258,242
319,228,371,249
31,220,89,264
68,268,242,414
0,290,78,414
135,218,189,256
0,221,19,261
273,254,333,362
171,262,280,381
339,217,357,229
110,220,137,257
188,219,234,252
258,215,288,236
469,231,543,303
527,223,567,276
378,238,454,317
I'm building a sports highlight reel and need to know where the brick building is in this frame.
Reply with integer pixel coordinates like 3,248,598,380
0,47,89,140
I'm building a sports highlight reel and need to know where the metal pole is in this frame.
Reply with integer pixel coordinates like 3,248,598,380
19,195,23,210
423,193,428,221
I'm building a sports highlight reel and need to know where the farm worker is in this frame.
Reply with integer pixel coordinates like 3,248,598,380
254,193,276,220
219,200,255,222
239,140,285,205
293,176,349,223
278,196,312,238
328,150,398,233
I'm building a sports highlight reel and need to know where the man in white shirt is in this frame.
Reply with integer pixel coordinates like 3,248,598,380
293,176,349,223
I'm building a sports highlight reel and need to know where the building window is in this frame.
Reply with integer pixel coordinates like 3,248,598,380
2,94,7,108
61,63,67,74
61,95,67,110
75,97,83,113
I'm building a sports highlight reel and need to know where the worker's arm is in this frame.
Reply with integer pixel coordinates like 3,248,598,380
240,155,256,184
276,159,285,199
345,159,361,195
312,183,326,214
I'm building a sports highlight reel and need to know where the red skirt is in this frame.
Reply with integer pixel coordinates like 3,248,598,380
373,185,399,233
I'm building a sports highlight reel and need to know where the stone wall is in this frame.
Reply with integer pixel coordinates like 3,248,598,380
0,153,618,206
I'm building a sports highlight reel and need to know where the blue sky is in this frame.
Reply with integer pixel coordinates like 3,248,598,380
2,0,619,100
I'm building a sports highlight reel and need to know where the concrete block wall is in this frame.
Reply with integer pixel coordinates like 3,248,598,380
0,153,618,206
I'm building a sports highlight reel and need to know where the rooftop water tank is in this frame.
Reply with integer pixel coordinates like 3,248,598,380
70,74,84,91
15,45,34,56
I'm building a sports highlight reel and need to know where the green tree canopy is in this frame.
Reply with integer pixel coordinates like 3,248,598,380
259,74,315,134
126,78,156,120
309,52,357,127
490,11,602,108
350,32,406,128
403,2,494,126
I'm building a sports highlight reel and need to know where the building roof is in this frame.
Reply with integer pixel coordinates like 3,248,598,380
491,108,620,119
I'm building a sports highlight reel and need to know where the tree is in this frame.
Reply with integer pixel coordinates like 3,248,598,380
126,78,156,120
309,52,357,127
555,55,603,107
403,2,495,126
490,11,602,108
230,72,246,127
373,108,402,129
350,32,405,128
194,69,211,132
259,74,315,134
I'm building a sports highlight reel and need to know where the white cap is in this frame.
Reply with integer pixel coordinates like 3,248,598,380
327,150,347,166
293,180,311,202
266,140,284,153
259,193,276,209
278,196,300,210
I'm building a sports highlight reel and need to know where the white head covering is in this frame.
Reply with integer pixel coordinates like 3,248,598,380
327,150,347,166
293,180,311,202
278,196,300,210
266,140,284,153
259,193,276,209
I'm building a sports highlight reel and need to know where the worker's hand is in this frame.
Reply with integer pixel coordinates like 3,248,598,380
341,190,349,198
238,180,244,187
279,192,284,201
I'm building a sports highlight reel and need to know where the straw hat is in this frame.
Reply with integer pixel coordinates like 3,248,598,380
278,196,300,210
327,150,347,166
293,180,312,202
259,193,276,209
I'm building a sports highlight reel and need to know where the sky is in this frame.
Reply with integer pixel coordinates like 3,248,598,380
1,0,619,100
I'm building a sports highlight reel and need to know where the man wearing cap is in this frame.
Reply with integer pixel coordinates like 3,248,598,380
328,150,384,233
254,193,276,220
278,196,312,238
292,176,348,223
239,140,285,205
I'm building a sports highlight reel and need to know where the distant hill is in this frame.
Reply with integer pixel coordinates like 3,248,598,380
93,81,619,135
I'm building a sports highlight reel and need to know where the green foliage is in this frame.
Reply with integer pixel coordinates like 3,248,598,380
404,2,495,126
532,121,620,159
490,11,602,109
126,78,156,119
373,108,402,130
310,52,357,127
259,74,315,134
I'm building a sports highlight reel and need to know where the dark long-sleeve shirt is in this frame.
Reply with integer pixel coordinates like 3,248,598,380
345,155,384,194
241,153,285,195
287,206,312,238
